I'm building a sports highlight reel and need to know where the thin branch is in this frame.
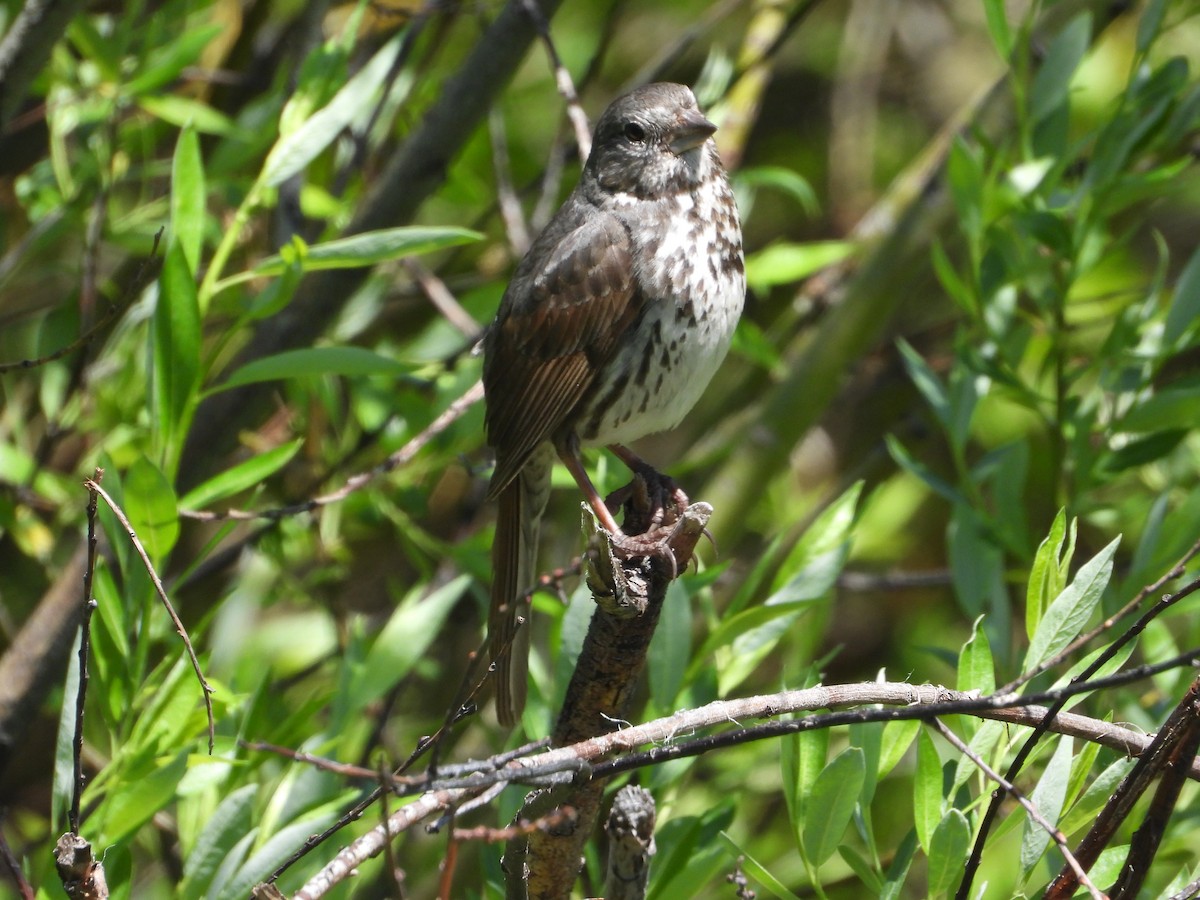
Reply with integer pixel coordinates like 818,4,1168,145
1045,676,1200,900
519,0,591,159
489,107,532,256
83,479,215,752
932,720,1103,900
181,379,484,521
70,469,103,834
0,227,163,374
963,573,1200,900
0,813,35,900
452,805,576,844
285,661,1200,899
402,258,480,336
1002,533,1200,694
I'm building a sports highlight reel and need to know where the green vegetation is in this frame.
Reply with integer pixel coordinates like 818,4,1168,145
1,0,1200,897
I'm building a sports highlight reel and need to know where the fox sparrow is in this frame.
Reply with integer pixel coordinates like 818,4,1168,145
483,82,745,726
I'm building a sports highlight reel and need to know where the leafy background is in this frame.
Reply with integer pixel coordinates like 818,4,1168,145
2,0,1200,897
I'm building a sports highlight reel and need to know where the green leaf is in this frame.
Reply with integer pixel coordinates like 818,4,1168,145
896,338,950,428
982,0,1012,58
261,33,404,186
1020,736,1074,872
171,125,205,277
126,26,223,96
138,95,237,136
1101,429,1187,473
957,616,995,695
802,748,865,865
346,575,469,713
180,785,257,900
179,439,304,509
886,436,961,504
215,806,342,900
1025,536,1119,672
744,240,856,293
913,728,943,853
647,579,691,710
124,455,180,561
97,752,189,847
926,809,970,899
648,804,736,900
948,505,1005,620
735,166,819,215
154,240,202,463
214,226,481,294
782,723,828,842
1120,384,1200,433
1030,13,1091,124
1026,509,1068,639
879,829,919,900
838,843,883,894
1136,0,1168,55
214,346,413,392
718,832,802,900
878,718,920,779
714,604,812,696
1164,244,1200,348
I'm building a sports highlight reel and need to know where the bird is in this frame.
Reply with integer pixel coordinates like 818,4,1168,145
482,82,745,726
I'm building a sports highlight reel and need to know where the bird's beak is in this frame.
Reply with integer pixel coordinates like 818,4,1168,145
669,109,717,155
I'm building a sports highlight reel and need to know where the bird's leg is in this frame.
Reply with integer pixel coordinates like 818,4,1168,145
556,437,677,567
556,436,626,537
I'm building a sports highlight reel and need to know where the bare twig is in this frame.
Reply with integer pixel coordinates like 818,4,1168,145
0,228,163,374
932,720,1103,900
489,107,532,256
519,0,591,159
1045,676,1200,900
403,258,480,336
0,814,35,900
964,573,1200,900
70,470,104,834
453,805,576,843
1002,534,1200,694
83,479,215,752
181,379,484,521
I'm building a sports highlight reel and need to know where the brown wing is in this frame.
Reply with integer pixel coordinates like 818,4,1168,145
483,205,641,498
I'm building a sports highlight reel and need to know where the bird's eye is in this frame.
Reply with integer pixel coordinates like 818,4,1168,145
623,122,646,143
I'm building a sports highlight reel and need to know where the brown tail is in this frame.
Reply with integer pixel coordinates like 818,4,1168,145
489,451,551,727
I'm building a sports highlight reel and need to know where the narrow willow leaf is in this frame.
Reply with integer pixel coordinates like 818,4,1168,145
718,832,803,900
1026,509,1068,639
213,346,413,392
214,226,481,294
802,748,865,865
982,0,1012,57
179,439,304,510
1030,14,1092,124
1020,735,1073,872
261,34,403,186
154,241,201,460
744,240,855,293
180,785,257,900
957,616,995,695
926,809,970,898
913,728,943,853
1025,536,1119,671
347,575,470,712
171,124,205,276
124,455,180,561
1164,244,1200,348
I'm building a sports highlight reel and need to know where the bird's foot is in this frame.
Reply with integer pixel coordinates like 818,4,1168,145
605,466,690,536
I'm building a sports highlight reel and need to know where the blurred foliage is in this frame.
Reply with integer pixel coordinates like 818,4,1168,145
2,0,1200,897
